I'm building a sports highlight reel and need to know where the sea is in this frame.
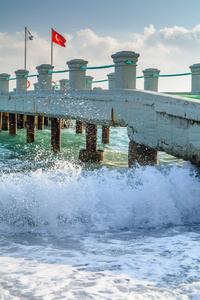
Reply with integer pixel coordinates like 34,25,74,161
0,123,200,300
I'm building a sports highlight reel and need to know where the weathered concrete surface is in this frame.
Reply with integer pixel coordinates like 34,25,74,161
0,88,200,165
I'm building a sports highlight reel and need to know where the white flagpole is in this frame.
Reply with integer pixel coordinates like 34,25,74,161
25,27,27,70
51,28,53,66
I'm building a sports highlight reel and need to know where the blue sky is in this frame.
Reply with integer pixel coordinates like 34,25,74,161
1,0,200,91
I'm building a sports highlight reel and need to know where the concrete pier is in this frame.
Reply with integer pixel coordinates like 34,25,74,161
38,116,44,130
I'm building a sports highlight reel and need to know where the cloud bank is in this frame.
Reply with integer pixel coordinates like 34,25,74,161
0,24,200,92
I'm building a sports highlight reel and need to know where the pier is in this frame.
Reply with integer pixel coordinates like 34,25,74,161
0,51,200,166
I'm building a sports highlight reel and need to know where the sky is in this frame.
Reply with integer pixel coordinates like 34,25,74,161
0,0,200,92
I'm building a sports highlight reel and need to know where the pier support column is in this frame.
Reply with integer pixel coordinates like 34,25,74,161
67,59,88,134
190,63,200,95
102,126,110,144
51,118,61,153
2,113,9,131
27,115,36,143
0,73,10,131
38,116,44,130
9,113,17,134
79,123,104,162
128,140,159,167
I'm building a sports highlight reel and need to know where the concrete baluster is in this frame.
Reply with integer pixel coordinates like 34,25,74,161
0,73,10,131
67,59,88,134
86,76,93,90
111,51,140,89
15,69,29,131
190,63,200,95
143,68,160,92
59,79,69,91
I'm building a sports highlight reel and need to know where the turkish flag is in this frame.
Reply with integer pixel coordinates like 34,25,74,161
52,29,66,47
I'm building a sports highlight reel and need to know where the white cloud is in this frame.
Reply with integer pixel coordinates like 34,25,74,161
0,24,200,92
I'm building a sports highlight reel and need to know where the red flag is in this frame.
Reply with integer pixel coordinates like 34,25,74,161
52,29,66,47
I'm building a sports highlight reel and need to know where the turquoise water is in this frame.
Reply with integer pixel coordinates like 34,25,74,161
0,124,200,299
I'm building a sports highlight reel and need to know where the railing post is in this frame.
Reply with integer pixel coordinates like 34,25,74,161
86,76,93,90
190,63,200,95
111,51,140,89
128,68,160,167
59,79,69,91
67,59,88,134
143,68,160,92
15,69,29,130
107,72,115,89
0,73,10,131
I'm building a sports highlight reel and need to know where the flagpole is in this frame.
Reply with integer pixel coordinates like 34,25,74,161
25,27,27,70
51,28,53,65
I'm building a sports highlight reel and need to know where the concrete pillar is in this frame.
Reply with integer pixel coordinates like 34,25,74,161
0,73,10,131
67,59,88,134
59,79,69,91
102,126,110,144
190,63,200,95
38,116,44,130
27,115,36,143
51,118,61,153
36,64,54,90
9,113,17,134
15,69,29,130
128,67,159,167
86,76,93,90
79,123,104,163
107,72,115,90
111,51,140,89
128,140,159,167
44,117,49,126
15,69,29,91
143,68,160,92
67,59,88,90
0,73,10,93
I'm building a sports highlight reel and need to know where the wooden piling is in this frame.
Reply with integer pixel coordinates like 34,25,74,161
27,115,36,143
9,113,17,134
51,118,61,153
